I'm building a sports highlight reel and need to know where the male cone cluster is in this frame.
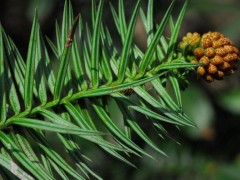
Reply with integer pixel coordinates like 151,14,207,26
179,32,240,82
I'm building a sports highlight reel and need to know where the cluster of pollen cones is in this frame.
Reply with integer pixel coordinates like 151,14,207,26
179,32,240,82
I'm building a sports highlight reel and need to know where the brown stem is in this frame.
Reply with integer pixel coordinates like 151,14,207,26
65,13,80,48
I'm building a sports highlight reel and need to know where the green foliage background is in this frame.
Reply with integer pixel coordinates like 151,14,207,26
0,0,240,179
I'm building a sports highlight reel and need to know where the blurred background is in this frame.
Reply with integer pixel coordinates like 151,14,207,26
1,0,240,179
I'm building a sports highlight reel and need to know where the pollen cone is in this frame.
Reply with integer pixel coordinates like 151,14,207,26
179,32,240,82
